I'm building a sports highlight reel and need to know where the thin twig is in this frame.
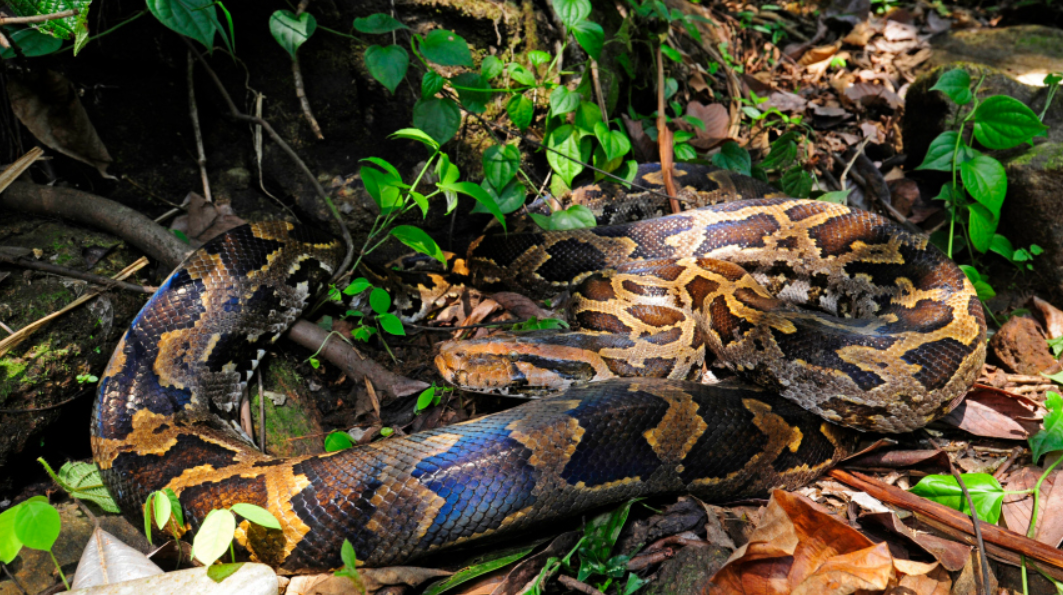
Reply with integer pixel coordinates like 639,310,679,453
590,59,608,122
655,45,680,214
187,52,212,203
0,388,90,413
292,0,324,140
838,136,872,192
0,320,14,335
557,575,606,595
0,252,155,294
952,467,992,595
183,40,353,282
0,562,28,595
258,372,266,454
0,9,77,25
404,316,539,332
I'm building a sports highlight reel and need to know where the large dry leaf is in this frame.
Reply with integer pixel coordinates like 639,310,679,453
1001,466,1063,547
859,512,970,571
708,490,879,594
8,70,114,179
790,542,894,595
287,566,451,594
941,388,1043,439
684,102,730,150
171,192,246,244
70,527,164,589
1032,296,1063,341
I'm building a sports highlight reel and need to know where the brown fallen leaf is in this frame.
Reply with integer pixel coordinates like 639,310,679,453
791,541,894,595
1001,466,1063,548
896,563,951,595
844,83,904,110
490,292,557,321
845,449,952,474
1032,296,1063,341
287,566,452,594
859,511,971,571
171,192,246,243
842,21,877,46
940,388,1043,439
799,43,841,66
685,102,731,150
764,91,808,113
8,70,115,179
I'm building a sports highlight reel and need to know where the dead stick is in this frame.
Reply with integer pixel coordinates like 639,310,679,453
557,575,606,595
0,9,77,25
187,52,213,203
655,46,680,214
914,515,1063,581
829,469,1063,571
0,252,155,294
292,0,323,139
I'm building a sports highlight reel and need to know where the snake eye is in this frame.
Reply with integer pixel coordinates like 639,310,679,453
507,351,520,361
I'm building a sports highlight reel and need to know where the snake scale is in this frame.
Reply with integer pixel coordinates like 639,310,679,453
92,165,986,573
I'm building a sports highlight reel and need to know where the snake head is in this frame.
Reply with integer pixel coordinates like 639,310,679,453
435,336,611,395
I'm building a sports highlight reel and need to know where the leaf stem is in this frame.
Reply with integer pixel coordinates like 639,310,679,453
49,551,69,590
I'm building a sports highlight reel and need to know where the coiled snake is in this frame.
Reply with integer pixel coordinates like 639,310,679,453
92,167,986,572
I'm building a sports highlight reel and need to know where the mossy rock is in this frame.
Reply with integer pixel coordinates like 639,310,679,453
250,354,327,458
929,25,1063,84
999,141,1063,300
643,544,731,595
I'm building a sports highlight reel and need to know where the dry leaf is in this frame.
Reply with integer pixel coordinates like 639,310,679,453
842,22,877,46
765,91,808,113
8,70,114,179
171,192,246,243
790,542,894,595
1001,466,1063,547
941,388,1043,439
799,43,841,66
1032,296,1063,341
71,527,163,589
859,512,970,571
845,83,904,110
685,102,731,150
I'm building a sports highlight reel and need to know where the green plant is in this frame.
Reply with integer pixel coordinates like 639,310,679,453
76,372,98,384
415,383,453,413
334,539,367,594
917,68,1047,304
189,502,281,576
324,431,355,452
39,459,119,513
0,496,68,590
910,391,1063,593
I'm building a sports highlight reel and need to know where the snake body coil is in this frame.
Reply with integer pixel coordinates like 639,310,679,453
92,168,986,573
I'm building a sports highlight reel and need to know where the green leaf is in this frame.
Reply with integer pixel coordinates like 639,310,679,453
413,98,461,145
1030,392,1063,464
153,491,172,531
475,180,526,215
47,460,119,513
711,141,751,175
507,95,535,131
546,124,583,186
909,473,1004,523
269,10,316,58
553,0,591,28
369,287,391,314
353,13,407,34
207,562,244,583
422,70,445,99
508,63,536,87
231,503,281,530
661,44,682,63
930,69,972,105
452,72,492,114
481,55,504,80
973,95,1048,150
574,102,603,134
390,225,445,265
916,131,960,171
989,234,1015,261
967,203,997,254
341,538,358,570
343,277,372,296
13,500,60,551
378,312,406,336
549,87,582,117
3,0,89,41
449,181,507,229
819,189,852,204
781,167,813,198
674,142,697,161
581,500,636,566
192,509,236,567
163,488,183,526
423,544,537,595
417,387,437,411
419,29,472,67
365,44,409,94
549,205,596,230
483,145,521,189
528,50,552,68
389,128,439,151
761,138,797,170
361,166,402,213
959,264,996,300
0,506,23,564
572,20,604,61
324,431,354,452
960,154,1006,218
380,427,394,437
146,0,218,49
0,28,63,59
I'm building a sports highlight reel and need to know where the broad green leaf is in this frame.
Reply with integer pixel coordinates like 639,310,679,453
449,181,506,229
341,538,358,570
389,128,439,150
819,189,852,204
761,138,797,170
0,28,62,59
508,63,536,87
580,500,636,567
417,387,437,411
973,95,1047,150
146,0,217,49
207,562,244,583
960,154,1006,218
481,55,504,80
549,205,596,230
423,544,537,595
909,473,1004,523
483,145,521,189
378,312,406,335
959,264,996,300
324,431,355,452
574,102,602,134
549,87,582,117
390,225,445,264
546,124,583,186
153,491,172,531
967,202,997,254
365,44,408,94
674,142,697,161
231,503,281,530
916,131,960,171
343,277,372,296
191,509,236,567
474,180,526,215
0,506,23,564
3,0,89,40
528,50,552,68
435,154,460,213
552,0,591,28
661,44,682,63
1030,391,1063,464
507,94,535,131
13,500,60,551
413,97,461,145
452,72,492,114
780,167,813,198
164,488,183,526
711,141,751,175
422,70,445,99
361,166,402,213
369,287,391,314
989,234,1015,261
419,29,472,67
353,13,407,34
46,460,119,513
572,20,604,61
269,10,316,58
930,69,972,105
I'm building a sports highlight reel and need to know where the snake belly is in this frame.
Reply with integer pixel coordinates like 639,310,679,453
92,186,984,572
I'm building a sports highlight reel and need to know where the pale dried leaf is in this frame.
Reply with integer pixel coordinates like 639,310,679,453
71,527,164,589
1032,297,1063,340
171,192,246,243
790,542,894,595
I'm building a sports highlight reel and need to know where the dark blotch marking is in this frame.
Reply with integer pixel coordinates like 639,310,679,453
734,288,782,313
579,275,617,302
709,296,754,344
576,311,633,334
204,226,285,277
641,327,684,346
696,258,748,282
775,237,798,250
685,275,720,307
880,299,953,334
621,279,669,297
771,422,838,473
783,202,831,222
769,320,895,391
561,392,670,486
513,354,598,381
536,238,607,284
627,305,686,328
603,356,676,377
902,337,971,391
696,213,781,254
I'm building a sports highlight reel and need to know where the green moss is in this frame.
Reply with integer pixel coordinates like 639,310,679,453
1006,142,1063,170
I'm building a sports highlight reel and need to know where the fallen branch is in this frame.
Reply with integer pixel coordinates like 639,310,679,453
292,0,323,139
0,9,78,26
187,52,213,203
0,252,155,294
829,468,1063,578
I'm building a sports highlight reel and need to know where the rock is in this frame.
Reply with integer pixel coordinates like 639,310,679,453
65,563,277,595
929,25,1063,86
250,354,326,458
0,502,151,595
988,315,1060,375
902,63,1063,168
643,545,731,595
999,143,1063,299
